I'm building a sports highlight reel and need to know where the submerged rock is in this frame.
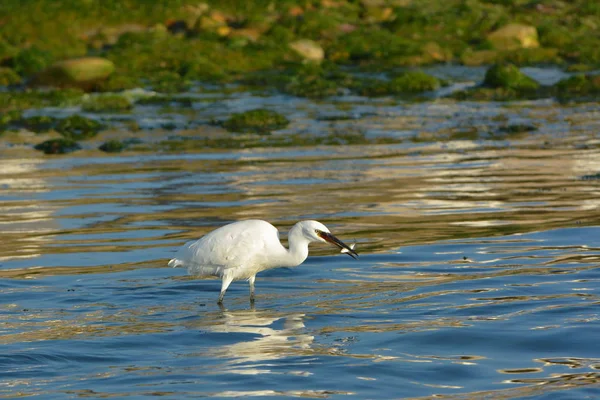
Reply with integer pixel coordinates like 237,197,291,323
56,115,104,140
555,74,600,95
34,138,81,154
0,67,21,86
388,71,441,93
487,24,539,51
289,39,325,63
99,140,126,153
483,64,539,91
222,109,289,134
82,94,133,113
33,57,115,89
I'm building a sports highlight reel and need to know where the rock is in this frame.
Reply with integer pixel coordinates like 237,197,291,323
56,115,104,140
13,47,54,76
194,10,229,34
222,109,289,134
555,74,600,95
288,6,304,16
166,19,189,35
85,24,147,47
229,28,262,42
388,71,441,93
34,138,81,154
33,57,115,89
487,23,539,51
289,39,325,63
361,1,394,23
483,64,539,91
422,42,452,62
99,140,126,153
0,67,21,86
82,94,133,113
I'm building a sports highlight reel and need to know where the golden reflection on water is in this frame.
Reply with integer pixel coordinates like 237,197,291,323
186,308,315,367
2,105,600,398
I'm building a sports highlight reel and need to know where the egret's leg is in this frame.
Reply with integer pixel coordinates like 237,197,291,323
218,275,234,304
249,275,256,303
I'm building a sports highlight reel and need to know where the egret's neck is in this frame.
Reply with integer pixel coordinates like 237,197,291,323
277,224,310,268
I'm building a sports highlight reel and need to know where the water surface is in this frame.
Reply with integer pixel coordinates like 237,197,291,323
2,92,600,398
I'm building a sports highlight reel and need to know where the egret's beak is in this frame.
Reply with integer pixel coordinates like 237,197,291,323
318,231,359,259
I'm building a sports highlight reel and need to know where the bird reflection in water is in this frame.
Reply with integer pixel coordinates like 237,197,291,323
184,306,314,372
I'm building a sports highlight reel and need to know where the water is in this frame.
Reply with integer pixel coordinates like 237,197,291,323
2,90,600,398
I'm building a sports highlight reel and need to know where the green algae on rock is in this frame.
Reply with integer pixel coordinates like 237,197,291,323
0,89,84,113
222,109,289,134
33,57,115,89
0,68,22,86
20,115,59,133
12,46,54,77
483,64,539,91
82,94,133,113
450,64,546,101
387,71,442,93
487,24,539,51
289,39,325,63
99,139,126,153
555,74,600,96
56,115,104,140
34,138,81,154
157,130,401,152
358,71,442,97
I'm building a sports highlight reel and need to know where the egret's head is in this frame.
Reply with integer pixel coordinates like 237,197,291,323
299,220,358,259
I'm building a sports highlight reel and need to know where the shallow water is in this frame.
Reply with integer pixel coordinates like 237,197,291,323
2,93,600,398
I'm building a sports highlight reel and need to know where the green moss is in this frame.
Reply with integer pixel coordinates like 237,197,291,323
284,69,349,99
157,130,401,151
34,138,81,154
448,128,480,141
2,0,600,80
82,94,133,113
0,89,84,112
498,123,537,134
149,71,191,93
555,74,600,95
222,109,289,134
0,110,23,128
243,64,358,99
12,46,54,77
56,115,104,140
136,95,195,107
0,67,21,86
451,87,530,101
179,57,227,82
389,71,441,93
357,71,442,97
21,115,59,133
104,29,281,87
99,139,126,153
490,123,537,139
329,27,420,64
483,64,539,91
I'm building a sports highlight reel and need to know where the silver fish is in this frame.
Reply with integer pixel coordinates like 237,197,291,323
341,243,357,255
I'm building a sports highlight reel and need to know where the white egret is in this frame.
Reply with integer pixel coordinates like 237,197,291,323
169,219,358,303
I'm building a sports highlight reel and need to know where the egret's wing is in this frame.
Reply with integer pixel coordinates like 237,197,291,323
171,220,278,278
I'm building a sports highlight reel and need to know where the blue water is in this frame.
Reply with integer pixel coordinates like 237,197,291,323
2,98,600,398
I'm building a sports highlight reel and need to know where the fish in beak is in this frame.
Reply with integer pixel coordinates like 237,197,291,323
317,231,359,259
